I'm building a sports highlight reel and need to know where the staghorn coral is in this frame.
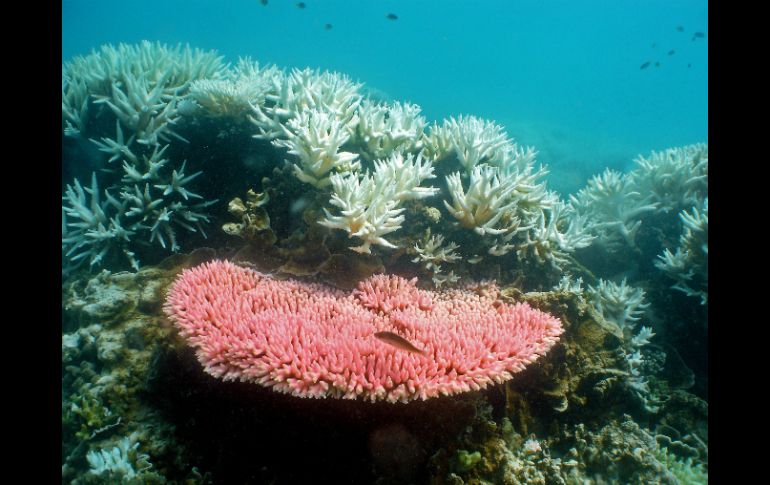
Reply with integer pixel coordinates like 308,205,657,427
320,151,439,253
444,165,526,236
424,115,519,171
656,198,708,305
163,260,563,403
249,67,362,140
586,278,650,334
511,199,595,268
62,165,216,272
569,168,658,250
62,41,224,272
630,143,708,214
272,107,361,188
189,58,283,118
63,40,226,145
411,232,462,287
82,436,158,484
353,99,427,161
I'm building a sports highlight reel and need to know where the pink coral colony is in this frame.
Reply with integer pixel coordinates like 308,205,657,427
163,260,563,403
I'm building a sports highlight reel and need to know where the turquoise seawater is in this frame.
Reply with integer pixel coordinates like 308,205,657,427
62,0,707,194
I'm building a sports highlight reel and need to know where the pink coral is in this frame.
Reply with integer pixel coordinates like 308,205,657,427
163,260,563,403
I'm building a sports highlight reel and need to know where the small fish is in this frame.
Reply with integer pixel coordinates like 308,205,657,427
640,61,651,70
259,0,267,5
386,13,398,20
687,63,692,68
691,32,705,40
325,23,333,30
676,26,684,32
651,42,657,48
296,2,306,8
654,62,660,67
667,49,675,56
374,331,425,355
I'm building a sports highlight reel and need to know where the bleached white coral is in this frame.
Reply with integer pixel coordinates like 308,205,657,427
86,437,152,482
656,198,708,304
513,200,595,268
62,173,139,270
63,159,215,271
443,166,526,235
320,152,439,253
623,326,660,412
62,70,89,136
432,270,460,288
189,58,283,117
569,168,658,249
250,67,362,140
353,100,427,160
272,108,361,188
630,326,655,348
63,41,226,148
413,233,461,273
587,278,650,333
553,274,584,294
424,115,513,171
630,143,708,213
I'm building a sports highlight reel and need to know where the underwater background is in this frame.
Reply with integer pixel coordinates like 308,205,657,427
62,1,708,484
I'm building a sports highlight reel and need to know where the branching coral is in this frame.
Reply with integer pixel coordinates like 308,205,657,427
320,152,439,253
189,58,282,117
63,163,215,271
85,437,154,483
272,108,361,188
412,232,461,287
630,143,708,214
444,165,526,235
587,278,650,334
62,174,139,271
511,200,595,268
62,42,222,272
569,168,658,250
656,198,708,304
353,100,427,161
250,67,362,140
63,40,226,145
424,115,515,171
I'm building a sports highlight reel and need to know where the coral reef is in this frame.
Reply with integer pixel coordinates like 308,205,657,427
62,41,707,484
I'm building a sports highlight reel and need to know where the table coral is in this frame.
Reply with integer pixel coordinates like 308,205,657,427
163,260,563,403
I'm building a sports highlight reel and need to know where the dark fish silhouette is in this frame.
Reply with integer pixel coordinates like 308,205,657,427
651,42,657,48
374,331,425,355
640,61,651,70
667,49,675,56
259,0,267,5
654,62,660,67
688,63,692,68
296,2,306,8
386,13,399,20
676,26,684,32
325,23,333,30
692,32,705,40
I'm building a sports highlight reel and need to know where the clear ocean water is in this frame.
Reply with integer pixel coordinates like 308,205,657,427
63,0,707,194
